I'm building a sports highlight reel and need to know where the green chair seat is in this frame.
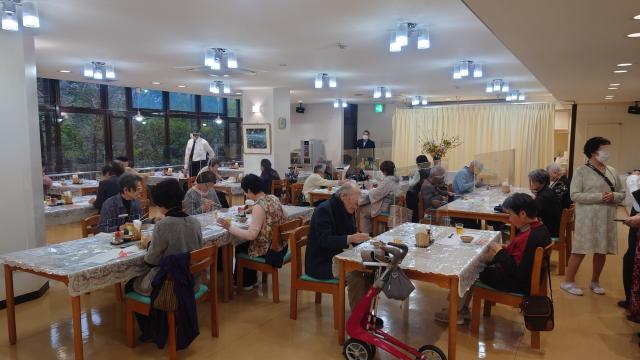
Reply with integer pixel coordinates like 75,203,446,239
300,274,339,284
125,284,209,305
473,280,524,297
551,237,560,242
378,211,390,217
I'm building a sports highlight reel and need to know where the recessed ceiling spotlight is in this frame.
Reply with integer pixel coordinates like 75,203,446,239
617,63,632,67
58,70,71,73
223,74,229,77
235,92,242,95
627,32,640,38
609,83,621,86
151,81,160,85
608,87,618,90
613,70,628,73
177,85,187,88
634,14,640,20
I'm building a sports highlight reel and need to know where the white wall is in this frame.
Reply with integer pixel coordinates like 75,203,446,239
573,103,640,174
290,103,344,166
0,31,48,300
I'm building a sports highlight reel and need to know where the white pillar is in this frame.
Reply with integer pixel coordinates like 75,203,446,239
241,88,291,175
0,30,48,301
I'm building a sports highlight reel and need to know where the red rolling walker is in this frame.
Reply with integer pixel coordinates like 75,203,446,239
343,243,446,360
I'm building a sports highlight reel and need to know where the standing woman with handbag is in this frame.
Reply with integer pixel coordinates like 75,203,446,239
561,137,625,296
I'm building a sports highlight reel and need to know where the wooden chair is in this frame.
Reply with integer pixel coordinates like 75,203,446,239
140,175,148,203
213,185,233,207
471,243,554,349
290,183,304,206
288,225,339,328
552,206,575,275
140,198,150,217
271,179,288,204
186,176,197,189
125,245,219,359
236,218,303,303
372,193,407,236
81,215,100,238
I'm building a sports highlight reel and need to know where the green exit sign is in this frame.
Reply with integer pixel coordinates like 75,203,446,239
374,103,384,113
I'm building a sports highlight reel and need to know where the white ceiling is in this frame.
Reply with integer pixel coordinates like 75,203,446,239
33,0,552,104
463,0,640,104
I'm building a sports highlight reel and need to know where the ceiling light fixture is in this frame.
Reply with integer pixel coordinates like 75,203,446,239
486,79,509,93
617,63,632,67
1,1,40,32
333,99,348,108
505,89,526,102
204,48,239,70
453,60,483,79
634,14,640,20
613,70,628,73
373,86,392,99
209,80,230,94
609,83,621,86
58,70,71,73
151,81,160,85
314,73,337,89
627,33,640,38
410,96,428,106
83,61,116,81
608,87,618,90
177,85,187,88
388,22,430,52
133,88,145,122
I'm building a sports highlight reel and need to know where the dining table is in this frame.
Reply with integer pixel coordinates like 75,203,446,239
49,179,99,196
333,222,501,360
44,195,98,226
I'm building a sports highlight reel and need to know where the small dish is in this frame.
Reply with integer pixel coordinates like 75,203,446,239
461,235,474,243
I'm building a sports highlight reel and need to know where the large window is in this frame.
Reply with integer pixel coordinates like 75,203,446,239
133,117,166,167
169,92,195,112
169,117,197,165
38,78,243,172
60,80,101,108
60,113,105,172
132,88,163,110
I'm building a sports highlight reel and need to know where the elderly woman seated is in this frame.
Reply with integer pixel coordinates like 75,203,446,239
545,162,571,209
528,169,562,237
183,171,221,215
435,193,552,323
216,174,287,290
420,165,451,213
358,160,401,233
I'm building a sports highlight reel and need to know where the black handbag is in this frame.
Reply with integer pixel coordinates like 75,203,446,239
264,246,287,268
520,257,554,331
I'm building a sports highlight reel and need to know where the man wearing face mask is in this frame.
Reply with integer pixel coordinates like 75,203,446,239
453,160,484,195
355,130,375,167
561,137,625,297
355,130,376,149
183,131,215,177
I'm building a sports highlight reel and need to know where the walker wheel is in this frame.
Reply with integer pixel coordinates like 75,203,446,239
417,344,447,360
343,338,374,360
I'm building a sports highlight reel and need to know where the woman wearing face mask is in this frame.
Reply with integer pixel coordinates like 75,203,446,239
620,170,640,309
561,137,625,296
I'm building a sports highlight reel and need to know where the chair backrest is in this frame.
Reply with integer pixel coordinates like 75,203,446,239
139,175,148,202
530,243,554,296
271,218,303,250
81,214,101,238
288,225,310,280
271,179,288,203
557,207,575,242
140,198,150,217
187,176,197,189
290,183,304,206
190,244,217,274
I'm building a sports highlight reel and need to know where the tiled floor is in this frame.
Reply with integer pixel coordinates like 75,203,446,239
2,209,639,359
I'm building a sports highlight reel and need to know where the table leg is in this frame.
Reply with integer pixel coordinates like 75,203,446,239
227,245,234,300
337,260,346,345
4,264,16,345
448,277,459,360
71,295,84,360
222,244,230,302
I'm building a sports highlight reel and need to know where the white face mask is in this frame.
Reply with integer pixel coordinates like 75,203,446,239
362,135,369,140
595,148,610,163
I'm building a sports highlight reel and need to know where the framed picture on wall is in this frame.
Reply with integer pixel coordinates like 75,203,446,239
242,123,272,154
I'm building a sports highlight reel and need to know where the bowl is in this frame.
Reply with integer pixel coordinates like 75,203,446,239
461,235,474,243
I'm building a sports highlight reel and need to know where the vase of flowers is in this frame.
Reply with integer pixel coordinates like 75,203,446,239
420,134,462,165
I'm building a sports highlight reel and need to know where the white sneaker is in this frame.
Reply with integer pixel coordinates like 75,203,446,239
560,282,584,296
589,282,605,295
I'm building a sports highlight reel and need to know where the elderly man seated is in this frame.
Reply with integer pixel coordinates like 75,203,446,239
99,173,144,233
302,163,342,205
305,182,372,310
453,160,483,195
421,165,452,213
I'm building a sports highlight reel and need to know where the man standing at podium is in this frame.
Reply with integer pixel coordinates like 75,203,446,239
355,130,375,166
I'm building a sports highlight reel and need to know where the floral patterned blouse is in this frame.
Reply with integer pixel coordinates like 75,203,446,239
248,195,286,257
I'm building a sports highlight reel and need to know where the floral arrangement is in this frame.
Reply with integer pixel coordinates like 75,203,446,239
420,133,463,160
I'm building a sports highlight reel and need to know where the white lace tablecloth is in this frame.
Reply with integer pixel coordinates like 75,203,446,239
334,222,501,297
44,196,97,226
439,187,531,216
49,180,99,196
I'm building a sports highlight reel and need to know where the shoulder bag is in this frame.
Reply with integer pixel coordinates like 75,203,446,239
520,256,554,331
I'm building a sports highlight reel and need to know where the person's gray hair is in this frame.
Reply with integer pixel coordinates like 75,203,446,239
429,165,446,177
545,162,563,176
470,160,483,170
335,181,357,198
528,169,550,186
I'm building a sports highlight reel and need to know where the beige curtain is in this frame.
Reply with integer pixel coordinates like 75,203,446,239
392,103,555,186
